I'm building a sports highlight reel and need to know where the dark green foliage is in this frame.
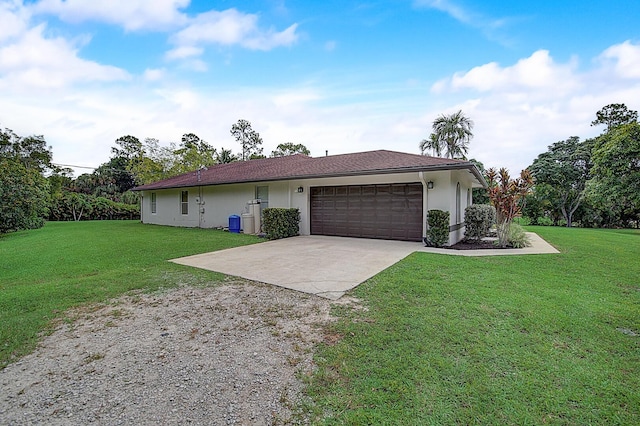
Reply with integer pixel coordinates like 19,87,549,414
0,159,49,233
529,136,594,227
0,127,52,233
591,103,638,131
426,209,449,247
270,142,310,157
49,193,139,221
525,103,639,228
464,204,495,241
587,122,640,227
230,119,263,161
262,208,300,240
469,158,489,204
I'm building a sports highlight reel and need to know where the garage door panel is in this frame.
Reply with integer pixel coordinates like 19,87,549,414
310,183,423,242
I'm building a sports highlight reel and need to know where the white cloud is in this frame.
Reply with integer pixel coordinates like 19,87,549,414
413,0,513,45
434,50,580,95
32,0,189,31
414,0,472,23
0,0,29,42
0,24,130,90
599,40,640,79
143,68,165,82
168,8,299,60
164,45,203,60
425,42,640,172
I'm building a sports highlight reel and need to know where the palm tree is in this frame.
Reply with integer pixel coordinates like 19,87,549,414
424,110,474,159
419,133,441,156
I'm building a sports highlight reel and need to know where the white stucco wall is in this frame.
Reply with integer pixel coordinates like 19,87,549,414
140,169,479,244
142,188,199,228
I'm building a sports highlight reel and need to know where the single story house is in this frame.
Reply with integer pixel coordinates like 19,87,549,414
132,150,487,245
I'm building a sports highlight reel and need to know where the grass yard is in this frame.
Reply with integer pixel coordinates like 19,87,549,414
0,220,260,369
2,222,638,424
305,227,640,425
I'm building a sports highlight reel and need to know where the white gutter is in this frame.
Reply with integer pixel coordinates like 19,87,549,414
418,171,429,244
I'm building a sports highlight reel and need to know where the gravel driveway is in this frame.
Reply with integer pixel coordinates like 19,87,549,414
0,280,339,425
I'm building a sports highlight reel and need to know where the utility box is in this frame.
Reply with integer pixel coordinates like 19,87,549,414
246,200,261,233
241,213,255,234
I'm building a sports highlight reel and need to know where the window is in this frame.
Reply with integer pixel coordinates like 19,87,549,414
181,191,188,215
151,193,157,214
256,186,269,211
467,188,471,207
456,182,461,223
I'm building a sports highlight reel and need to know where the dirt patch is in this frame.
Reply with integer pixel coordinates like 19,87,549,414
0,280,339,425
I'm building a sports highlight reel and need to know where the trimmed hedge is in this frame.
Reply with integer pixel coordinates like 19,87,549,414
464,204,496,241
426,209,450,247
262,208,300,240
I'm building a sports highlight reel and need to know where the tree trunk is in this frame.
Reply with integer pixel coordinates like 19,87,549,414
496,219,510,248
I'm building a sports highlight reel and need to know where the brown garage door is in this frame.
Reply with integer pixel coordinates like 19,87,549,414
310,183,423,241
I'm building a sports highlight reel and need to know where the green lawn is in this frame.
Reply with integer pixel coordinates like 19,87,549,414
305,227,640,425
0,220,260,369
2,223,639,424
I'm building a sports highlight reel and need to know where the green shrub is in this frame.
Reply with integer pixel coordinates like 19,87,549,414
48,192,140,221
464,204,496,241
507,223,531,248
537,216,553,226
513,216,531,226
262,208,300,240
426,209,450,247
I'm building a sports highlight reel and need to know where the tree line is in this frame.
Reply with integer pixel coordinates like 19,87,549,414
524,103,639,228
1,119,310,234
421,104,639,228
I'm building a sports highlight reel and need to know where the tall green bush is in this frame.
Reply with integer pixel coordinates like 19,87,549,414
0,159,50,233
48,192,140,221
464,204,496,241
262,208,300,240
426,209,450,247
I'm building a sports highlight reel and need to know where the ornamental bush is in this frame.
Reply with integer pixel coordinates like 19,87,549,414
425,209,450,247
463,204,496,241
507,223,531,248
262,208,300,240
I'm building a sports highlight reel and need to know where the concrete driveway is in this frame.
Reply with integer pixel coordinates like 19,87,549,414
171,236,418,300
171,234,559,300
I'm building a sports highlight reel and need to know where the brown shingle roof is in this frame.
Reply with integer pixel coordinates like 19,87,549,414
133,149,486,191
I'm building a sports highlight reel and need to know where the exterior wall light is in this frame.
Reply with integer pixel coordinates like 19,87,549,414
296,186,304,193
427,181,434,189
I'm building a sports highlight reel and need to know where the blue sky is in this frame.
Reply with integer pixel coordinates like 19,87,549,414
1,0,639,176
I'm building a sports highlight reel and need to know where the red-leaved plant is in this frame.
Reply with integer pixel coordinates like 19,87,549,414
486,168,534,247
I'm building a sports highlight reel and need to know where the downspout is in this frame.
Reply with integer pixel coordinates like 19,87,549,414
198,186,203,228
419,172,429,245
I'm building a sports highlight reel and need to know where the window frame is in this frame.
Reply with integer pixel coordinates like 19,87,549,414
151,192,157,214
181,190,189,215
456,182,461,223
